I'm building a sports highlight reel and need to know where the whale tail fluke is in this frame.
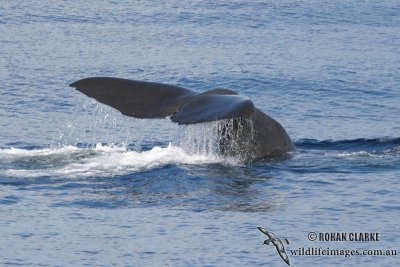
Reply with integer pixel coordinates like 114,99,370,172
70,77,255,124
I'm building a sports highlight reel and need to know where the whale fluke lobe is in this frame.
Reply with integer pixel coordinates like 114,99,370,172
171,94,255,124
70,77,195,118
70,77,295,161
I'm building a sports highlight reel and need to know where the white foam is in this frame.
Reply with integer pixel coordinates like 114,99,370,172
0,143,228,178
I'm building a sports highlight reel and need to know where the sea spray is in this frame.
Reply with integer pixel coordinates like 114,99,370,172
52,98,173,151
173,118,254,162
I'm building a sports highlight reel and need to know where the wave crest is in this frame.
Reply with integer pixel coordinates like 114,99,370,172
295,137,400,156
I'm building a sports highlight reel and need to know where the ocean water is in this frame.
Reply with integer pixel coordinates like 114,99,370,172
1,1,399,266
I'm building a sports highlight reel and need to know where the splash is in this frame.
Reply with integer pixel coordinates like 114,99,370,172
0,143,225,178
0,115,255,178
173,118,254,162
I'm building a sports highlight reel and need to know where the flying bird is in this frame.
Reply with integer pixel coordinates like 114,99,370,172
257,227,290,266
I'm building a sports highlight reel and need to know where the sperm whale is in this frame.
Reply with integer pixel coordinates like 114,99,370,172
70,77,295,161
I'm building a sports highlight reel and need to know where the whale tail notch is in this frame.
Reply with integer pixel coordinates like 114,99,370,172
70,77,255,124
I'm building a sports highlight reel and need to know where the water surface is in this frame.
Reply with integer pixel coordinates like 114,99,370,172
1,1,399,266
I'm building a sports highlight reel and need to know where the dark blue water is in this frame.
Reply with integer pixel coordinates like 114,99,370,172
1,1,399,266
